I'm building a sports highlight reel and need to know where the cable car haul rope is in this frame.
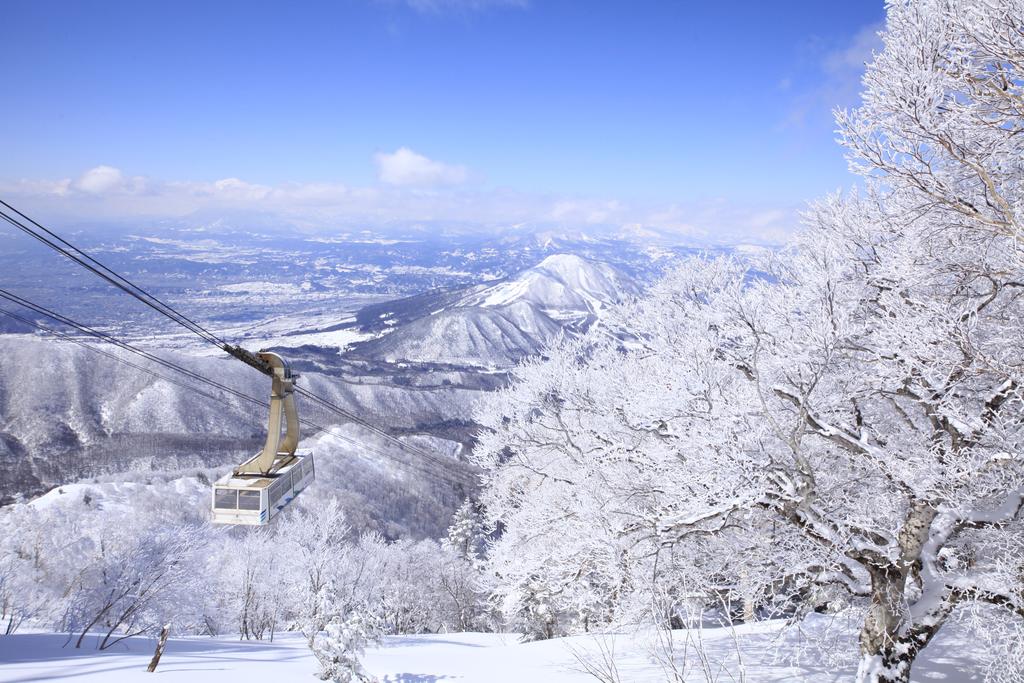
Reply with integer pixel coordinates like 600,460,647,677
0,200,477,524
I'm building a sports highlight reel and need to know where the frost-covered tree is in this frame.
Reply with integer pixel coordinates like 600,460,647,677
0,506,50,635
0,483,498,645
439,500,492,631
63,519,202,648
373,538,447,634
0,482,216,641
444,499,488,562
474,1,1024,680
214,528,284,641
278,499,351,647
328,531,492,635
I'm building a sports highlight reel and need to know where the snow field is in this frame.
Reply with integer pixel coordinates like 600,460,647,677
0,617,984,683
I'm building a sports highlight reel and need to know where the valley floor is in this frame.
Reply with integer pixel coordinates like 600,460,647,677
0,617,984,682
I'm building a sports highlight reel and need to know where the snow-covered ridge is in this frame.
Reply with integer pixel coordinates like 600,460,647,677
28,478,208,517
460,253,640,315
351,254,638,367
368,302,563,367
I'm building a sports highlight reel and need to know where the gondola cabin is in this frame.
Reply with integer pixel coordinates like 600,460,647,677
212,350,315,525
211,448,315,525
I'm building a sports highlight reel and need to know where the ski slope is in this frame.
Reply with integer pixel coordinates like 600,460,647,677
0,617,984,682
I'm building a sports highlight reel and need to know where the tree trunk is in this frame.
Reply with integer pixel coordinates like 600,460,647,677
147,624,170,673
75,604,112,649
855,550,955,683
857,608,950,683
741,595,756,623
856,644,913,683
856,568,914,683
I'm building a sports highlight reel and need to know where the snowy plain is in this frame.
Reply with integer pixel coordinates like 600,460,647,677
0,616,984,683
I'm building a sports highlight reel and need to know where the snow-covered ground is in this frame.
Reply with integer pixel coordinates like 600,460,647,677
0,618,984,682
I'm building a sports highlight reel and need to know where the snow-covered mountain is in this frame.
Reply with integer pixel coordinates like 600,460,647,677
459,253,640,318
0,336,262,498
348,254,638,367
362,302,563,367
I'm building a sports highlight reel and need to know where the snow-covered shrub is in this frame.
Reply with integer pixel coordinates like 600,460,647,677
312,612,380,683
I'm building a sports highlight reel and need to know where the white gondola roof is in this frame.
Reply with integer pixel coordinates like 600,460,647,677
214,449,313,489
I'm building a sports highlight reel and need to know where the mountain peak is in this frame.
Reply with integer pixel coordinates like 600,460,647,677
535,253,589,272
458,253,639,314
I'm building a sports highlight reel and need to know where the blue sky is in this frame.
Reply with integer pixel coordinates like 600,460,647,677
0,0,885,243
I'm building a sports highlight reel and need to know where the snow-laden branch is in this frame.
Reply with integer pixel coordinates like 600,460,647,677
771,385,914,498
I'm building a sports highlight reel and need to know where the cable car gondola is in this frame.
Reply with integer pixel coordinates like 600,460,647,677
211,351,314,525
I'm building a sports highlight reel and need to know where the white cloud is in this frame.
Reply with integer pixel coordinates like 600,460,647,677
549,199,623,225
747,209,786,229
778,21,884,132
823,22,884,74
70,165,150,195
74,165,124,194
374,147,468,187
5,177,73,197
0,166,800,246
209,177,272,201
